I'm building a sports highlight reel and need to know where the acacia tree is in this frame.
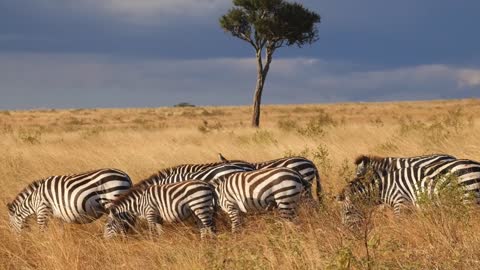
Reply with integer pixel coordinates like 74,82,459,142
220,0,320,127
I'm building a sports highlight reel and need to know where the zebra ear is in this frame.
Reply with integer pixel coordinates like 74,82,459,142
354,155,369,165
218,153,228,162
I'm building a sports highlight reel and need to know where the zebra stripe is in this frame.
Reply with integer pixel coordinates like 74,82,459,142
211,167,309,232
158,160,255,176
219,153,321,200
135,163,252,190
104,180,215,238
6,168,132,232
339,159,480,225
354,153,456,176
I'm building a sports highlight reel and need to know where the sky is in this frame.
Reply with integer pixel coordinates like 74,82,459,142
0,0,479,109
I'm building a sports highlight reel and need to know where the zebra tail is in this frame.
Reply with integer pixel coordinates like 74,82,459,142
314,169,323,202
209,184,219,232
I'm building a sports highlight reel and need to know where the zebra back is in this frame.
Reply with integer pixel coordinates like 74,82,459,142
134,163,253,189
422,159,480,198
218,154,321,200
354,153,456,176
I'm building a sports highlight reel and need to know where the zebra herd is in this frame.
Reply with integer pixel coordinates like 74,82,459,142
6,152,480,237
7,155,317,237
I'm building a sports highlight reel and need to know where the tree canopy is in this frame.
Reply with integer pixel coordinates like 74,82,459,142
220,0,320,52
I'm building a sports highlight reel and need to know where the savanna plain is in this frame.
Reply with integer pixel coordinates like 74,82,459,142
1,99,480,269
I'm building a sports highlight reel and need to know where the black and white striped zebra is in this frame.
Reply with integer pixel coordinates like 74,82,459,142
134,163,253,190
338,159,480,226
211,167,310,232
104,180,216,239
219,153,321,200
354,153,456,177
6,168,132,232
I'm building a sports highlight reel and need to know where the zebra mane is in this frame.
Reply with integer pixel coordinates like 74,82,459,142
354,155,384,165
132,171,165,190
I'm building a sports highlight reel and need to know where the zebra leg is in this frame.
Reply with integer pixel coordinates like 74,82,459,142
36,204,51,231
393,201,411,216
192,208,215,239
227,206,241,233
145,209,163,237
277,201,297,220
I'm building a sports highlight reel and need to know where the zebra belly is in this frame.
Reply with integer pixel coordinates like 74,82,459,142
49,205,100,224
159,205,192,223
48,198,104,223
235,197,273,213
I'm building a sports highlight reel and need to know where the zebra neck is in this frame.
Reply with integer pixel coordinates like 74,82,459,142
114,193,143,217
374,158,395,171
16,191,38,219
377,174,403,207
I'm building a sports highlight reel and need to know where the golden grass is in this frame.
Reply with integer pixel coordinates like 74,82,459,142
1,98,479,269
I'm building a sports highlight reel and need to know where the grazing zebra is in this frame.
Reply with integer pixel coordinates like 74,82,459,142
338,159,480,226
104,180,216,239
211,167,310,232
218,153,321,200
354,153,456,177
6,168,132,232
134,163,253,190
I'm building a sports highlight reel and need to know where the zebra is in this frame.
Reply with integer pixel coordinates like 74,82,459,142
6,168,132,232
210,167,310,232
354,153,456,177
218,153,321,200
134,163,253,190
103,180,216,239
338,159,480,226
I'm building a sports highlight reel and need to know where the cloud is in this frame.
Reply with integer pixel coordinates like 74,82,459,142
457,69,480,87
0,53,478,109
74,0,230,24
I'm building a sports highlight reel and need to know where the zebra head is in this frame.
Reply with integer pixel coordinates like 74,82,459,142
354,155,370,177
337,175,381,227
103,208,136,239
6,201,26,233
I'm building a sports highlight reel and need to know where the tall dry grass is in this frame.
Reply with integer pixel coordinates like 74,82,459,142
1,99,479,269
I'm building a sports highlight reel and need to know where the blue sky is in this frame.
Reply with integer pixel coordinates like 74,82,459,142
1,0,479,109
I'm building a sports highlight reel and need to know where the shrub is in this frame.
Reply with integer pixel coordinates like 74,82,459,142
197,120,223,133
312,144,333,173
277,118,298,132
251,130,277,145
174,102,196,108
18,129,42,144
416,173,472,243
297,109,337,138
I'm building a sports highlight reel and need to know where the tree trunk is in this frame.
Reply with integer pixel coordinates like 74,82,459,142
251,77,264,127
251,48,273,128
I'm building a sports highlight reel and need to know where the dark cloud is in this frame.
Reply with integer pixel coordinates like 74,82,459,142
0,53,478,110
0,1,479,109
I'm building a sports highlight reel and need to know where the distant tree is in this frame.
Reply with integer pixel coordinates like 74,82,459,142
174,102,196,108
220,0,320,127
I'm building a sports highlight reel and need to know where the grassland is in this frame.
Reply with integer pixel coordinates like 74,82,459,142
0,98,479,269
